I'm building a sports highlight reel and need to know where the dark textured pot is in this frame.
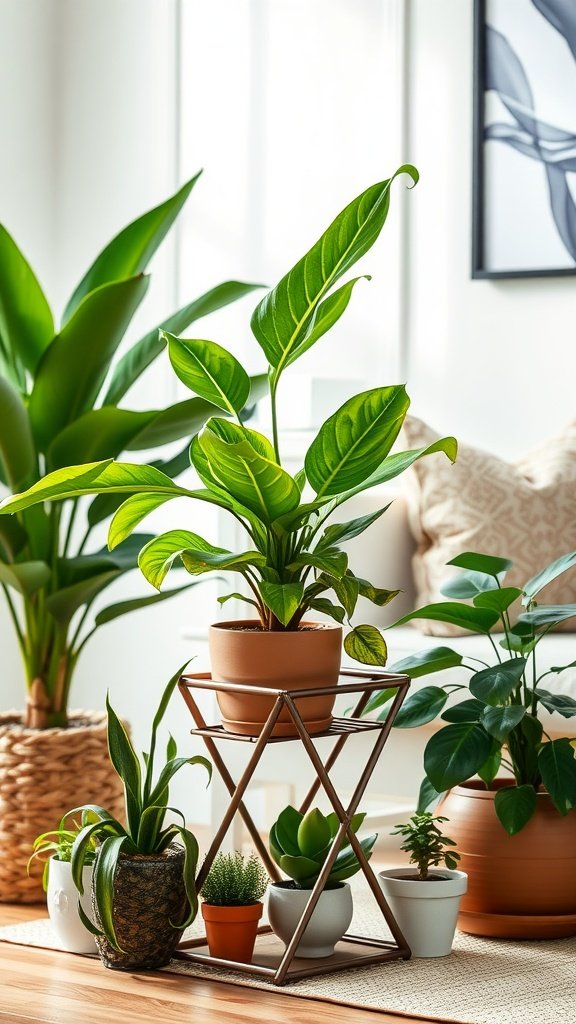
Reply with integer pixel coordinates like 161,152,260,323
92,844,188,970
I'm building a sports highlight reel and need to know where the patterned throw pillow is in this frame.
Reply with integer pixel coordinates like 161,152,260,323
402,417,576,636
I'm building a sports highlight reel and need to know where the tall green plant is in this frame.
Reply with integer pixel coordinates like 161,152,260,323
1,167,456,665
0,173,263,727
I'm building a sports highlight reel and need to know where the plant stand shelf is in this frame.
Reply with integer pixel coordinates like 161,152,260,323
176,668,412,985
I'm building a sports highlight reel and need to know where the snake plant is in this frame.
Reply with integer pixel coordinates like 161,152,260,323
0,172,263,727
2,166,457,667
269,806,377,889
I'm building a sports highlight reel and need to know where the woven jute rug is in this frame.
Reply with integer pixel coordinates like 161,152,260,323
1,892,574,1024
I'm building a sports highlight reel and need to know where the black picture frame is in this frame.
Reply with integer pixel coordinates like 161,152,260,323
472,0,576,280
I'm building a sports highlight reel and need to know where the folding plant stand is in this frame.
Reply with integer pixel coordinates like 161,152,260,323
176,669,412,985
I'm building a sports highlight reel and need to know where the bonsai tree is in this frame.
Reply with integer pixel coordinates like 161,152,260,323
0,172,263,728
269,806,377,889
362,550,576,834
1,166,457,668
391,813,460,881
201,852,268,906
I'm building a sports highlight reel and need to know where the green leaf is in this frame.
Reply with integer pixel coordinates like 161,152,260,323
166,333,250,414
392,602,500,634
29,276,149,450
325,811,365,841
106,693,142,837
326,573,359,619
441,570,501,600
317,506,389,549
448,552,513,577
523,551,576,604
63,173,201,322
168,825,201,927
144,661,191,803
217,591,260,612
469,658,527,706
202,417,276,462
416,777,445,813
138,529,226,589
0,377,35,489
108,494,174,550
393,686,449,729
181,548,266,576
297,808,332,859
45,570,121,626
329,833,378,883
477,742,502,786
70,817,124,894
481,705,526,743
535,689,576,719
0,516,27,560
305,386,410,497
517,605,576,629
308,598,346,624
0,223,54,373
494,785,537,835
94,584,198,627
333,437,458,504
286,275,370,365
288,550,348,579
259,581,304,626
103,279,263,406
275,806,304,856
354,576,400,607
0,560,51,595
361,686,398,717
538,739,576,814
251,167,418,382
279,853,323,882
441,698,485,723
344,624,387,666
473,588,523,614
388,646,464,680
424,723,493,791
93,834,129,949
147,754,211,811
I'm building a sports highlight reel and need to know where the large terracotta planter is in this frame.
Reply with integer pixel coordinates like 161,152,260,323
0,711,125,904
209,620,342,737
201,901,263,962
441,780,576,938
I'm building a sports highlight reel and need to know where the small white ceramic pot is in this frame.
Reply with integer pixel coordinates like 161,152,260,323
267,881,353,958
378,868,468,957
47,858,96,954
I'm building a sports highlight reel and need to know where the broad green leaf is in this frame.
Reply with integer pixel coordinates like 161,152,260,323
279,853,323,882
251,167,418,381
103,279,263,406
217,591,260,611
481,705,526,743
305,386,410,497
275,806,304,857
317,505,389,549
355,577,399,607
334,437,458,505
327,573,360,619
417,777,445,813
94,584,197,626
138,529,225,590
124,397,223,451
535,689,576,719
288,550,348,579
0,377,35,489
181,548,266,575
473,588,523,614
297,808,332,860
477,742,502,786
166,333,250,414
538,739,576,814
361,686,398,717
46,570,121,626
424,723,493,791
469,658,526,706
523,551,576,604
63,174,201,322
308,598,346,623
518,605,576,629
448,552,513,577
325,811,365,841
393,686,449,729
259,581,304,626
388,646,464,680
441,570,501,600
199,425,300,523
392,602,500,634
329,834,378,883
344,624,387,666
494,785,537,835
108,494,174,550
0,223,54,373
441,698,485,723
0,516,27,560
286,275,369,366
203,417,276,462
0,560,50,595
29,276,149,450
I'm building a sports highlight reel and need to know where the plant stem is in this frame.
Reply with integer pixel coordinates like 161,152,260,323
270,375,281,464
1,584,28,666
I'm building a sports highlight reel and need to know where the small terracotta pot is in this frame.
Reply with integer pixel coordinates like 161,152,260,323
442,780,576,938
209,620,342,737
201,901,263,962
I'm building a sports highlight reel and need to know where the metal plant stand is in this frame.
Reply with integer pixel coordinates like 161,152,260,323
176,669,411,985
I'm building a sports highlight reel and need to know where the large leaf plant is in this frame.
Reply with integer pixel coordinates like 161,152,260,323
0,173,263,728
2,166,456,668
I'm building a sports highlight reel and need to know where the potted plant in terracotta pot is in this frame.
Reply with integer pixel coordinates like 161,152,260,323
378,813,466,958
267,805,377,958
2,166,457,737
66,665,212,970
0,174,261,901
364,549,576,938
200,851,269,963
29,816,98,954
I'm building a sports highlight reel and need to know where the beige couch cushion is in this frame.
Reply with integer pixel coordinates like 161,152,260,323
402,417,576,636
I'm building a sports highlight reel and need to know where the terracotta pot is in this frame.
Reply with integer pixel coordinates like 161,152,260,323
201,901,263,962
93,844,188,970
209,620,342,737
442,780,576,938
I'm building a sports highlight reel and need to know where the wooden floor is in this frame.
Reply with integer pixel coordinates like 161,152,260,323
0,904,435,1024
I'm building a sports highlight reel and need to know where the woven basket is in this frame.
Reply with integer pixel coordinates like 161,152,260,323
0,710,125,904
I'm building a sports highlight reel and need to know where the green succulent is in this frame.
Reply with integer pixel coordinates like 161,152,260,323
391,813,460,881
269,806,377,890
201,852,269,906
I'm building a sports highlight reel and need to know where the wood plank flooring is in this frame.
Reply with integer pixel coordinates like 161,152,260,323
0,904,435,1024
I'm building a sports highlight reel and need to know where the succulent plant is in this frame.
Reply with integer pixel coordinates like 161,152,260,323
201,852,269,906
269,806,377,889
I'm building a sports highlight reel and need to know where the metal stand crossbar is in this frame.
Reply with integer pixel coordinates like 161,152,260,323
176,669,412,985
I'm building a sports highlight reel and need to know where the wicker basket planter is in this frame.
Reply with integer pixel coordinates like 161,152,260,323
0,710,125,904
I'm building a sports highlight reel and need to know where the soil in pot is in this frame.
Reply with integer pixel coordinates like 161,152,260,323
209,620,342,737
442,780,576,938
201,901,263,962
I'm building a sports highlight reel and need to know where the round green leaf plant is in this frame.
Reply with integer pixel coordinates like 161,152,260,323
1,166,457,669
269,805,377,890
201,852,269,906
391,813,460,880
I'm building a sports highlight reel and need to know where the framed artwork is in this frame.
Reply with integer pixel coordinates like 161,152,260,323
472,0,576,278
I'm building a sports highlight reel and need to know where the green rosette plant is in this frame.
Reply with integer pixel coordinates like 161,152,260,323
269,806,377,889
390,813,460,880
67,664,212,950
0,172,263,727
1,166,457,667
362,550,576,834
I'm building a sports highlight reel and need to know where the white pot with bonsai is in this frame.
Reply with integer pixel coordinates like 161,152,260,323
267,805,377,958
29,818,97,954
200,851,269,963
378,813,467,958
